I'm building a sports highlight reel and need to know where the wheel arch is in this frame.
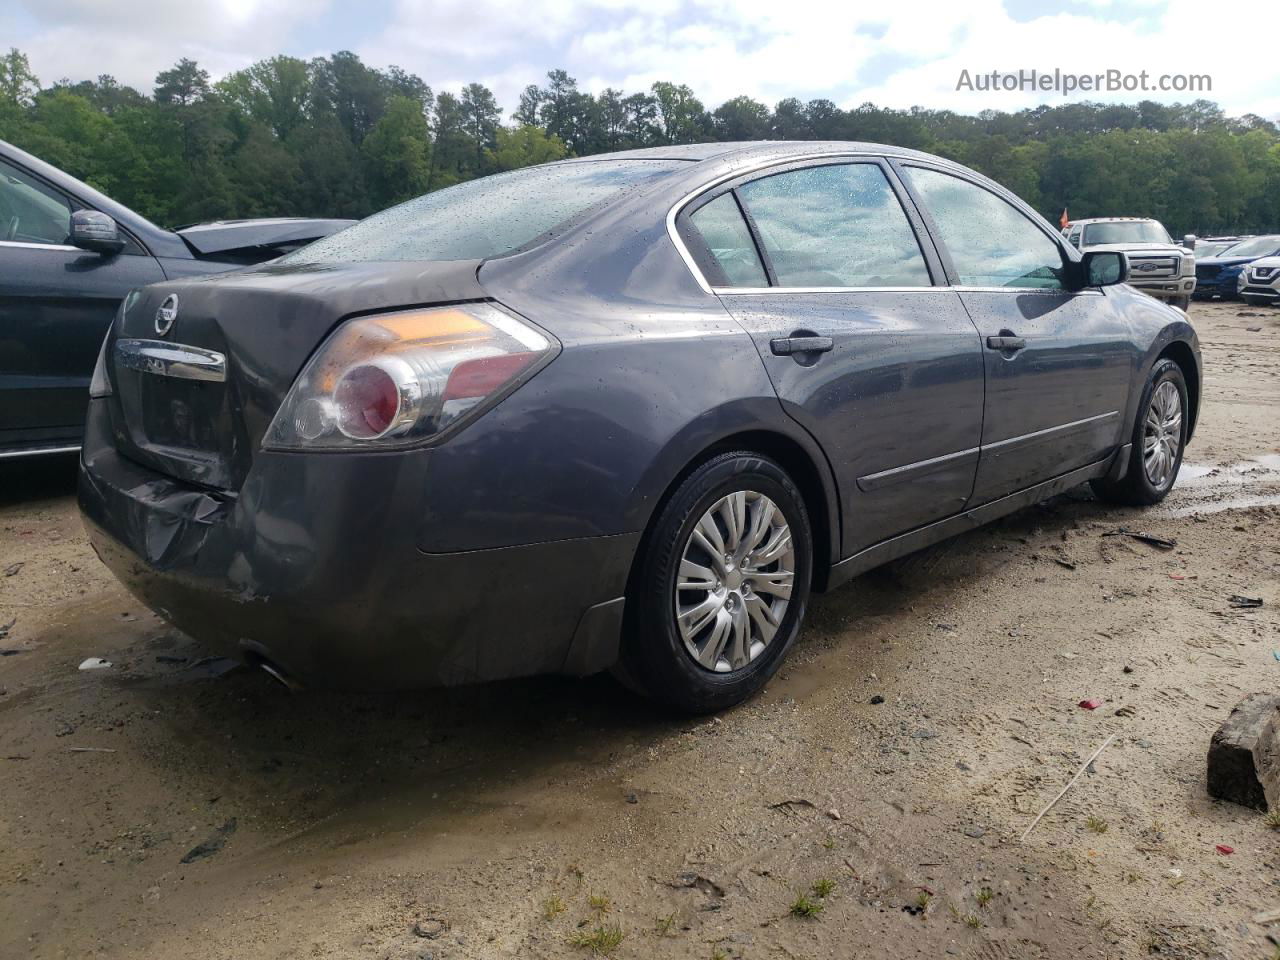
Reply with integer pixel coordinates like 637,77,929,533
1156,339,1200,442
627,424,841,596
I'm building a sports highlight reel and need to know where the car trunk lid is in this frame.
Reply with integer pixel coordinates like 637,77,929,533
105,260,486,490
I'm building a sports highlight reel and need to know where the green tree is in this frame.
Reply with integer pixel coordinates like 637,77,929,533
595,88,628,150
361,94,430,208
514,84,542,126
486,124,567,171
771,98,810,139
229,122,302,216
287,118,369,217
154,58,210,107
427,90,469,189
535,69,599,154
622,92,659,146
218,56,311,139
53,75,147,116
311,51,389,146
0,48,39,106
651,81,707,144
1,43,1276,237
713,96,771,140
459,83,501,172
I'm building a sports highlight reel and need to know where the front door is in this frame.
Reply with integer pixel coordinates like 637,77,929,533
677,159,986,554
897,163,1131,504
0,157,165,448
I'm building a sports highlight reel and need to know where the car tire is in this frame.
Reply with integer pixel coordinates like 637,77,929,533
1171,295,1191,311
621,451,813,714
1090,358,1189,507
1242,295,1267,306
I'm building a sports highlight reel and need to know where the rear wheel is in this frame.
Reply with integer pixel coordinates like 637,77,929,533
621,451,812,714
1091,358,1188,506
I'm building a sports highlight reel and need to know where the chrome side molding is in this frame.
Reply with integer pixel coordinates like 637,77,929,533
115,339,226,383
0,444,81,460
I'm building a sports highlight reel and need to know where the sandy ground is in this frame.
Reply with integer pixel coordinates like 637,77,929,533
2,300,1278,960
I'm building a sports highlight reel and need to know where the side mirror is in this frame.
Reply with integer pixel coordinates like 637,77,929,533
70,209,125,255
1182,234,1197,250
1082,250,1127,287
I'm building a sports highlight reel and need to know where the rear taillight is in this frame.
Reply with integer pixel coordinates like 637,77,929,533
264,303,557,451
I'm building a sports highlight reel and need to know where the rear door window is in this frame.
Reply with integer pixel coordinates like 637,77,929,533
686,193,767,287
735,163,932,288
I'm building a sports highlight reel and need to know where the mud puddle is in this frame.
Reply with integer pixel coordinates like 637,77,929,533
1159,453,1280,516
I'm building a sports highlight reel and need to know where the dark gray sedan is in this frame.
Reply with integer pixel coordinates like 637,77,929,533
78,141,1201,712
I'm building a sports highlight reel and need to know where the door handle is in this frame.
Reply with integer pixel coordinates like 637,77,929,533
770,335,834,357
986,335,1027,352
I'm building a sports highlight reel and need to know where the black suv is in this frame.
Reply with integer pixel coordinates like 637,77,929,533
0,139,352,459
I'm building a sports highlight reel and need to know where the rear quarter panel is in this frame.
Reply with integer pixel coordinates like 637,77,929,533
414,195,838,556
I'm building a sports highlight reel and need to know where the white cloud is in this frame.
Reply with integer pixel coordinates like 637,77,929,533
4,0,328,91
358,0,1278,119
853,0,1277,116
3,0,1277,120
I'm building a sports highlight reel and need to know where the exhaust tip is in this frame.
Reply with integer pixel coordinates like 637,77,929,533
257,659,303,692
239,639,302,692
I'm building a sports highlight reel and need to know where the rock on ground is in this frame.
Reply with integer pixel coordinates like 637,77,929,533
1207,693,1280,811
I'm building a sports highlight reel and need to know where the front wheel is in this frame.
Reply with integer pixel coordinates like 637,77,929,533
1171,295,1191,311
1242,295,1269,307
1091,358,1188,506
621,451,813,714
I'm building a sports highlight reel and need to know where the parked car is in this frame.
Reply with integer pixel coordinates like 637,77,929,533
79,141,1201,713
0,138,354,459
1195,236,1249,260
1238,256,1280,305
1063,217,1195,309
1194,235,1280,301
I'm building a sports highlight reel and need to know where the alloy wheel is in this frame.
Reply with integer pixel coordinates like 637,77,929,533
674,490,794,672
1143,380,1182,488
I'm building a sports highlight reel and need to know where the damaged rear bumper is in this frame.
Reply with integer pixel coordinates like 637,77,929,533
77,401,635,690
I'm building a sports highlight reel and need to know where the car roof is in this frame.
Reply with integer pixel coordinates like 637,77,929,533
560,140,956,166
1072,217,1161,225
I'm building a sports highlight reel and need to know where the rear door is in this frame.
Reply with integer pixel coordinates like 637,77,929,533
677,158,986,554
895,163,1131,504
0,156,165,449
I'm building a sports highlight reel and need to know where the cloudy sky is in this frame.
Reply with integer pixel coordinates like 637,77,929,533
4,0,1278,120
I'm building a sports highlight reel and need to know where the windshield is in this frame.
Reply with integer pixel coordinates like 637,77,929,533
1215,235,1280,259
284,160,687,264
1082,221,1172,246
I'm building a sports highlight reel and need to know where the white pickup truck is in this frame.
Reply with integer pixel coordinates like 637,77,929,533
1064,217,1196,309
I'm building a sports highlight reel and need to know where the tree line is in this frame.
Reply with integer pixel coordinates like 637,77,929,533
1,47,1278,236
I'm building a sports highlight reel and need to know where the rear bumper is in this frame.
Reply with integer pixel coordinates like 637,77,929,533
77,401,636,689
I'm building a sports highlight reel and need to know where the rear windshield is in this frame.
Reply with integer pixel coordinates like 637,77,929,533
1082,221,1172,246
283,160,687,264
1216,235,1280,259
